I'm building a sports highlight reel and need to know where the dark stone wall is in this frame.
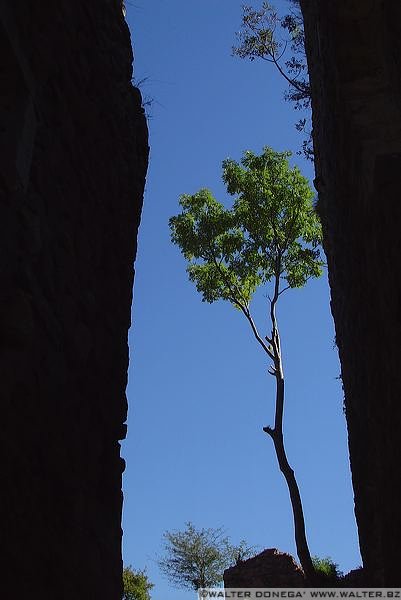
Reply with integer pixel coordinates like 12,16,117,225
0,2,148,598
224,549,305,588
300,0,401,586
223,550,368,588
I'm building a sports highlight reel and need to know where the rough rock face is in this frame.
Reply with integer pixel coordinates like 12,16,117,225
224,549,305,588
300,0,401,586
0,2,148,598
343,568,367,588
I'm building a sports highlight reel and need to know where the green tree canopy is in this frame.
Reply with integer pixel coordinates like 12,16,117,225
123,566,153,600
233,2,312,159
170,147,322,312
158,522,255,590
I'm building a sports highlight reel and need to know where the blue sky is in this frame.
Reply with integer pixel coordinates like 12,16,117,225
121,2,361,599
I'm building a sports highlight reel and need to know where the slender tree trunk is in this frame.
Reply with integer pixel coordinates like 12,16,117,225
263,268,316,584
241,265,316,583
265,373,316,583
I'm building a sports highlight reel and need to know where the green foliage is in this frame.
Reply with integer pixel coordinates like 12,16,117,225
158,522,255,591
123,566,153,600
312,556,342,582
233,2,308,105
169,147,323,309
233,2,313,159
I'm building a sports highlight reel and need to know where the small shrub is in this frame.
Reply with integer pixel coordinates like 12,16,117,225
312,556,342,586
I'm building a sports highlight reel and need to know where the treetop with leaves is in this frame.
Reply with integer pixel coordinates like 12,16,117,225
233,1,313,159
233,1,309,104
158,522,255,591
170,147,323,312
123,566,153,600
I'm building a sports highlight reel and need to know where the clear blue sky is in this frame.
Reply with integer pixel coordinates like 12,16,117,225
122,2,361,599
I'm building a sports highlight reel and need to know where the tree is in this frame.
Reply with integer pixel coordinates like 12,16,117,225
158,522,255,590
123,566,153,600
169,147,323,582
233,1,313,160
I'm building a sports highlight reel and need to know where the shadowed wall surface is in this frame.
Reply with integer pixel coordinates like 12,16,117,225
224,549,305,588
301,0,401,586
0,2,148,597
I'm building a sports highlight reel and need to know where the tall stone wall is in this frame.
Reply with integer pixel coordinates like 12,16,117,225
300,0,401,586
0,2,148,598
